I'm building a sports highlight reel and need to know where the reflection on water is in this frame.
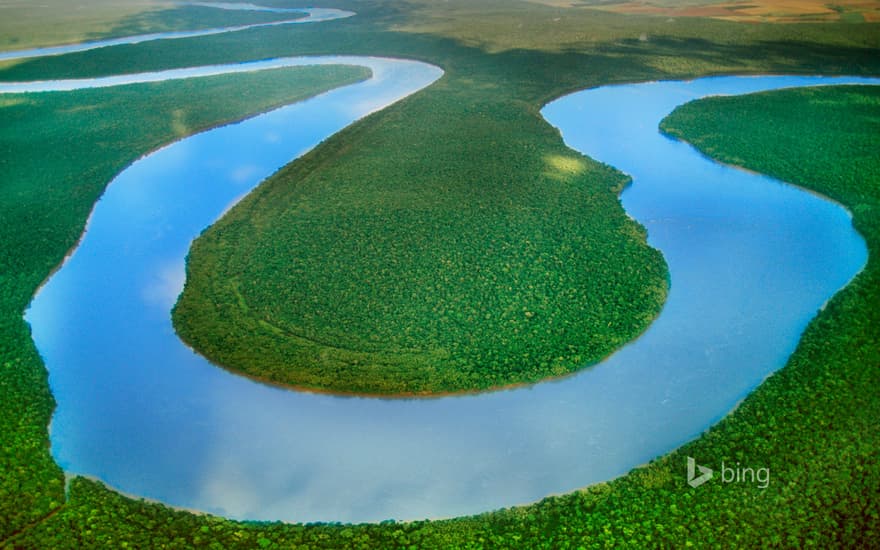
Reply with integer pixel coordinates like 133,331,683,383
25,73,879,523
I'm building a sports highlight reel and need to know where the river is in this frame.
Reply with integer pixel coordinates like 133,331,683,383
6,3,877,525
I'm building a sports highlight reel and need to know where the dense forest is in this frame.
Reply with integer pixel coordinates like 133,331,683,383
21,79,879,550
1,0,880,546
163,0,878,396
171,63,669,395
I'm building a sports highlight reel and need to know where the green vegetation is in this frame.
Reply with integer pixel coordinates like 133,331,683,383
3,0,879,86
1,0,880,547
165,0,873,396
172,64,667,395
0,2,302,53
0,64,369,542
17,72,880,550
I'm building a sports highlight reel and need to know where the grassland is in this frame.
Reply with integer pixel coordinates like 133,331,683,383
573,0,880,24
0,1,302,53
0,0,160,51
1,0,879,546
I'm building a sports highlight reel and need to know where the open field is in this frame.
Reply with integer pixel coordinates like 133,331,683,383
0,0,302,52
0,0,161,51
0,0,879,546
527,0,880,23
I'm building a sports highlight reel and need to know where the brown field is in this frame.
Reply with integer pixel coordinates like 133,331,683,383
528,0,880,22
0,0,169,51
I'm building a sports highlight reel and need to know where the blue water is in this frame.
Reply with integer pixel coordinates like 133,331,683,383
0,56,428,93
9,5,878,525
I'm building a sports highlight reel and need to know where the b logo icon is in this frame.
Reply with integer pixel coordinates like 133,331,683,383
687,456,713,488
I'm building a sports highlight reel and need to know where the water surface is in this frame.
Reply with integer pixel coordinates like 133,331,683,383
16,53,877,522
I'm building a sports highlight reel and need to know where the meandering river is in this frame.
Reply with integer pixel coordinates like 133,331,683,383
6,3,878,525
0,6,353,62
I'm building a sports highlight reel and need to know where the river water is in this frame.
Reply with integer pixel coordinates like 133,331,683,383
7,3,878,525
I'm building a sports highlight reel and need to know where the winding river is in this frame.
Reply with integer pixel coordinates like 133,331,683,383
0,5,353,62
5,3,879,524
